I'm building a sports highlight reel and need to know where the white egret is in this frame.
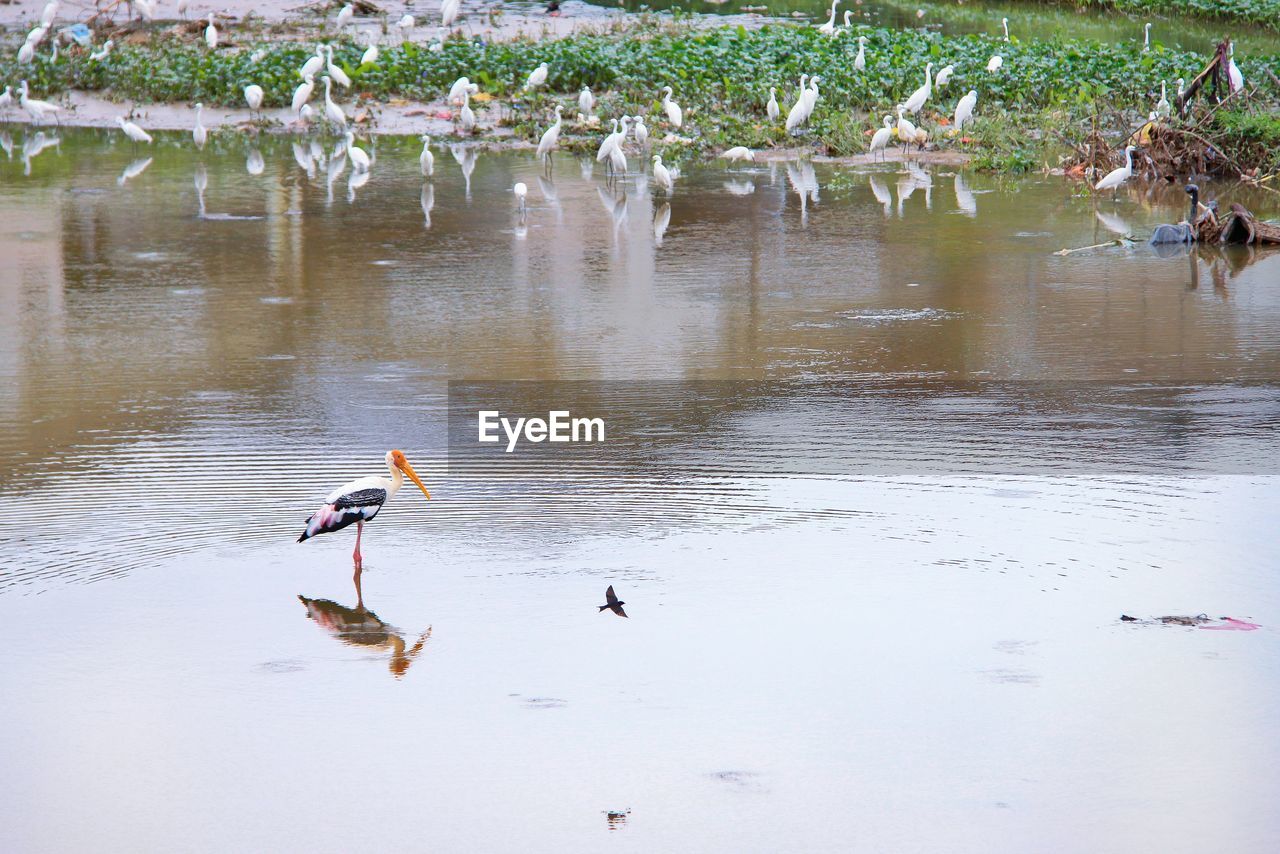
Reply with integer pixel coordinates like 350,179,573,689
297,451,431,570
335,3,354,28
609,144,627,175
1143,23,1151,52
721,146,754,162
177,0,189,18
1227,43,1244,93
326,45,351,88
633,115,649,147
459,89,475,132
116,115,153,145
300,47,325,81
953,89,977,129
18,42,35,65
205,14,218,49
345,131,370,172
578,86,594,115
299,103,315,126
193,102,207,148
817,0,839,35
1094,144,1138,196
869,114,893,160
766,86,780,120
441,0,460,28
896,106,917,155
903,62,933,114
361,44,379,66
322,76,347,130
986,54,1003,73
536,104,564,160
803,74,821,112
785,75,810,132
448,76,475,104
429,26,446,52
419,135,434,176
41,1,59,26
19,81,59,123
1001,16,1009,41
398,14,416,28
651,154,673,195
0,86,12,112
244,84,264,118
293,74,315,114
525,62,549,91
89,40,113,61
1176,77,1185,100
596,117,623,161
27,25,48,46
935,64,953,87
660,86,682,128
513,181,527,211
1155,82,1170,117
853,35,867,72
134,0,155,21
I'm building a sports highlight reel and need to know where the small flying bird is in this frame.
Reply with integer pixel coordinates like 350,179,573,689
298,450,432,569
598,585,627,618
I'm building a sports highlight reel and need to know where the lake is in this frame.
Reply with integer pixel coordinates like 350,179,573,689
2,130,1279,852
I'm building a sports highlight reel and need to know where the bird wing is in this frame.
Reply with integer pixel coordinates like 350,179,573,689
298,488,387,542
614,605,628,618
605,585,618,605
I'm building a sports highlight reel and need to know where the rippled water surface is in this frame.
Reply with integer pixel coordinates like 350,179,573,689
2,131,1279,852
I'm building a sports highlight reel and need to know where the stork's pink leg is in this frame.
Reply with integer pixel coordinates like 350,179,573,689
353,520,363,568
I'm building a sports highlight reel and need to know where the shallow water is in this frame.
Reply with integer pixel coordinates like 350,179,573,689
2,130,1279,852
588,0,1279,53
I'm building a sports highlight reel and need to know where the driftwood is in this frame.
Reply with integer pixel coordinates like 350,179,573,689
1219,204,1280,245
1175,39,1236,117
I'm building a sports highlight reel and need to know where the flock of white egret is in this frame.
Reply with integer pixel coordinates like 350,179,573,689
3,0,1245,202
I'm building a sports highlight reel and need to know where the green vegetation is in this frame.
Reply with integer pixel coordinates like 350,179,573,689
3,21,1277,171
1063,0,1280,29
1211,109,1280,174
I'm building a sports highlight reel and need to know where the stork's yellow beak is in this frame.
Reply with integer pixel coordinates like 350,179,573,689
398,458,432,499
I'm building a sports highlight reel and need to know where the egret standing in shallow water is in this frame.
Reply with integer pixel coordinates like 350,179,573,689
1094,145,1139,198
116,115,152,147
651,154,674,195
322,76,347,131
633,115,649,147
19,81,60,124
419,135,434,176
345,131,370,172
513,181,528,212
537,104,564,166
192,103,207,148
869,114,893,160
292,74,315,115
244,84,264,119
459,89,475,133
298,450,432,570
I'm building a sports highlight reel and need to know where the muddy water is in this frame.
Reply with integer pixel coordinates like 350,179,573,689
2,130,1279,852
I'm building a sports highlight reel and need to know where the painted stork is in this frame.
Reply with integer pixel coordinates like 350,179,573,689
298,450,432,567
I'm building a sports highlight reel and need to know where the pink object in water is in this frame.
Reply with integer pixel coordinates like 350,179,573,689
1201,617,1261,631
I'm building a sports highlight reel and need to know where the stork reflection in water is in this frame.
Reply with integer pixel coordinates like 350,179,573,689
299,577,432,678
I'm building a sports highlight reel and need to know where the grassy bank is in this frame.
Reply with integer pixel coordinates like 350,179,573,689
4,21,1278,172
1052,0,1280,29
